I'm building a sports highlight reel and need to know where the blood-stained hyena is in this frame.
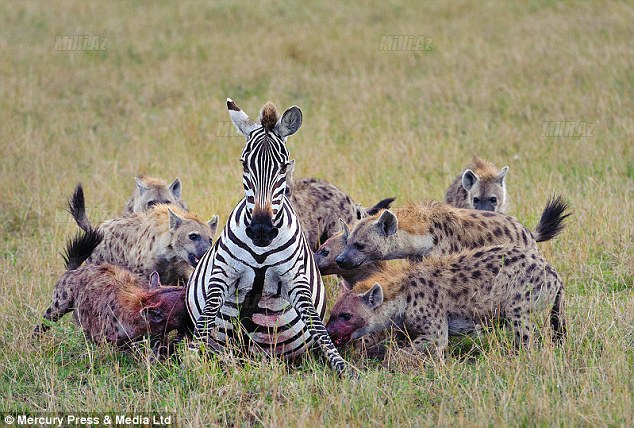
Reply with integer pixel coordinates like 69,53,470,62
326,244,565,355
123,175,188,214
33,228,193,354
445,157,509,213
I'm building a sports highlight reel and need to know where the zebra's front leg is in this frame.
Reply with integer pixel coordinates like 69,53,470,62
192,277,230,353
287,285,351,377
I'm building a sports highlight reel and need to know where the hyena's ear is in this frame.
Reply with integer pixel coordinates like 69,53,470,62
461,169,479,191
227,98,258,137
148,271,161,289
339,218,350,241
362,283,384,309
275,106,302,138
339,279,353,295
496,166,509,184
135,177,149,195
377,210,398,237
168,208,183,230
208,215,219,236
140,303,165,324
169,177,182,199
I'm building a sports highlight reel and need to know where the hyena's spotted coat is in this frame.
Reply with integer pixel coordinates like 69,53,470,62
335,196,569,274
326,244,565,355
69,184,218,284
445,157,509,213
33,228,192,353
286,160,394,251
123,175,188,214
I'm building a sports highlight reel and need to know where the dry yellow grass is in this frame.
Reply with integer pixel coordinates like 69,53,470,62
1,1,632,426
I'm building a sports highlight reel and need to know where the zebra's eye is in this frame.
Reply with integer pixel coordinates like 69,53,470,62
473,197,480,204
189,233,200,241
353,242,365,251
490,197,497,204
147,201,157,207
339,313,352,321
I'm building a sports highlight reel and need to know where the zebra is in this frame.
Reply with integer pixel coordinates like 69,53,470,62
186,99,350,376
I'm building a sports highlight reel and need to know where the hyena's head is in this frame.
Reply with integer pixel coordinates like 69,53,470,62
461,165,509,212
326,282,387,347
227,98,302,247
166,207,218,267
133,176,187,213
335,211,398,270
139,272,193,338
314,220,349,275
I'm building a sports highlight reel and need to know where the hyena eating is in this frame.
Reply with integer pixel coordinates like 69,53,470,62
33,228,193,354
326,244,566,356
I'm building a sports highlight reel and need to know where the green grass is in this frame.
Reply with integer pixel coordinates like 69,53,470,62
1,0,632,426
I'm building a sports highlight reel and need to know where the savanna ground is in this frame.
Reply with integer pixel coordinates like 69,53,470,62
1,1,632,426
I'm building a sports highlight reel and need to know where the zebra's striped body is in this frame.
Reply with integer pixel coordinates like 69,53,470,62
187,198,324,358
186,99,348,375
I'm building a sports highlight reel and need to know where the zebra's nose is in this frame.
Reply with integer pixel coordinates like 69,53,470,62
246,215,278,247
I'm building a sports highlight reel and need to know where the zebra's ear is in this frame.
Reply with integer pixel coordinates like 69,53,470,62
461,169,479,191
227,98,258,137
275,106,302,138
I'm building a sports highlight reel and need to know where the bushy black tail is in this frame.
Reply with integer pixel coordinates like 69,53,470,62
365,197,396,216
550,286,566,345
533,195,571,242
62,228,103,270
68,184,92,233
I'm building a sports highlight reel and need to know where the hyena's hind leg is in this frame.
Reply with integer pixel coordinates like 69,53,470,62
33,287,74,337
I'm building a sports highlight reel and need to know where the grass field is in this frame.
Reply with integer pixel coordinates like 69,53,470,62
1,1,632,426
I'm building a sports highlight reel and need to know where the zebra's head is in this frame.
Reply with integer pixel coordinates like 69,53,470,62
227,98,303,247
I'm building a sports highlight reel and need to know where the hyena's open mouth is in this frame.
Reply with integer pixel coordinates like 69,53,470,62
187,253,200,267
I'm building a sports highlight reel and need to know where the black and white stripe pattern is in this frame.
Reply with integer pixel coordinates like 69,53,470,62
186,99,348,375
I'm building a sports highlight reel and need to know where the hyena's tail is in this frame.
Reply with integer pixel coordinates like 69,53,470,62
63,227,103,270
68,184,93,233
532,195,571,242
365,197,396,216
550,285,566,345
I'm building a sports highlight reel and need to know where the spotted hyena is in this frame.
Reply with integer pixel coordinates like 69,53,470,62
33,228,193,354
69,184,218,284
326,244,565,356
314,220,386,286
286,160,395,251
335,196,569,272
445,157,509,212
123,175,188,214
